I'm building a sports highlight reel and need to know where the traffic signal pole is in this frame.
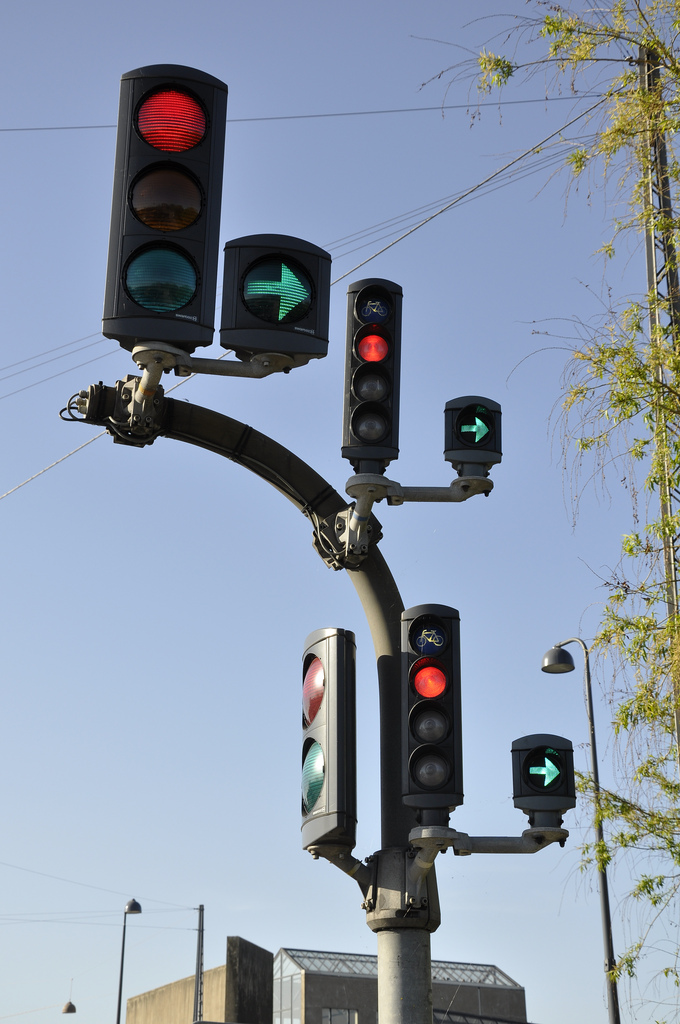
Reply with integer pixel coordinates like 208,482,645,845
71,383,572,1024
70,387,437,1016
78,69,578,1024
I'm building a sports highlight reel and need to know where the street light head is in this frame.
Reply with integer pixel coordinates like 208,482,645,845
61,1002,76,1014
541,646,576,674
124,898,142,915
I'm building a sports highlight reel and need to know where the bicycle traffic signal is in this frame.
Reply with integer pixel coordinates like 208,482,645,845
102,65,228,353
221,234,331,368
302,628,357,851
511,734,576,827
444,396,502,475
401,605,463,813
342,279,402,472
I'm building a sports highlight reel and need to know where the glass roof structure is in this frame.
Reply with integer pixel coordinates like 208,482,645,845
434,1013,532,1024
280,949,521,989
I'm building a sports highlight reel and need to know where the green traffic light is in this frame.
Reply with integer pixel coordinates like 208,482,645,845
302,740,325,813
530,758,560,786
243,258,312,324
526,747,562,789
456,404,493,446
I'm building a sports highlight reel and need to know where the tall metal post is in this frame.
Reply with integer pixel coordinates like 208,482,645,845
115,899,141,1024
115,915,128,1024
544,640,620,1024
639,47,680,775
193,904,204,1023
347,558,436,1024
74,390,519,1024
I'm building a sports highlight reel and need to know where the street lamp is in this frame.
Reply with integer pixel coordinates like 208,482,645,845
542,639,621,1024
115,898,142,1024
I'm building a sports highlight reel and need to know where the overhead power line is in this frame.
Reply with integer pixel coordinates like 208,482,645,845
331,94,609,284
0,93,603,133
0,95,608,501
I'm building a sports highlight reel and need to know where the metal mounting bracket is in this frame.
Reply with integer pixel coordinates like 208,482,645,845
408,825,569,855
361,848,441,933
310,506,383,571
131,342,296,380
335,505,376,566
337,474,494,559
345,473,494,507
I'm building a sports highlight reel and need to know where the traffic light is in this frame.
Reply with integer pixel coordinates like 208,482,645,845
511,734,576,827
221,234,331,367
342,279,402,472
444,396,502,475
401,605,463,813
102,65,228,353
301,628,357,851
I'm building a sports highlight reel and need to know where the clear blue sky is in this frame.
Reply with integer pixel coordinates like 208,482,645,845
0,2,673,1023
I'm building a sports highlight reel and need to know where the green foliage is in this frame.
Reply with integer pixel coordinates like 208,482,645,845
469,0,680,997
478,51,516,91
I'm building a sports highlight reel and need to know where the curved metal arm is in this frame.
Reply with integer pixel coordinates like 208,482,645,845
79,382,414,847
163,398,414,845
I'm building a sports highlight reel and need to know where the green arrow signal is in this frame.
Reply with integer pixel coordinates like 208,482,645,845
530,757,561,787
461,416,489,444
245,262,309,321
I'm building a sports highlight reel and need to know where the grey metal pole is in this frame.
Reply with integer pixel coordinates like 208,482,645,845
348,555,436,1024
639,47,680,779
115,913,127,1024
79,391,435,1024
193,904,204,1023
377,930,433,1024
556,639,620,1024
115,898,141,1024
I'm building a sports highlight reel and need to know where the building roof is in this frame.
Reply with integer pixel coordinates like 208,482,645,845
280,949,522,989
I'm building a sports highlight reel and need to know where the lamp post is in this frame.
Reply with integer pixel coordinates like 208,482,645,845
115,898,142,1024
542,639,621,1024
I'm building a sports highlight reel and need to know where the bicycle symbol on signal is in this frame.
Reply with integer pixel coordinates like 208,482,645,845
416,629,445,650
361,299,388,321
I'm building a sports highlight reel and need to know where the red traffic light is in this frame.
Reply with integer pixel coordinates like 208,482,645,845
137,88,207,151
303,656,325,727
357,333,388,362
342,279,402,470
412,659,447,699
402,605,462,812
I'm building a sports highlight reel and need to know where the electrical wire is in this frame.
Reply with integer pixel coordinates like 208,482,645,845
325,141,581,260
2,139,587,392
0,858,193,908
0,337,111,385
0,1005,62,1020
0,332,102,374
0,93,604,133
0,96,610,501
330,94,609,285
0,359,227,502
0,349,120,403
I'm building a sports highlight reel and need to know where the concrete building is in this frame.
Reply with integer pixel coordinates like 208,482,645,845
127,936,529,1024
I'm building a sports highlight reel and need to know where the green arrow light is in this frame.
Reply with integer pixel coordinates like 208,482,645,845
530,757,561,787
461,416,490,444
244,261,310,322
